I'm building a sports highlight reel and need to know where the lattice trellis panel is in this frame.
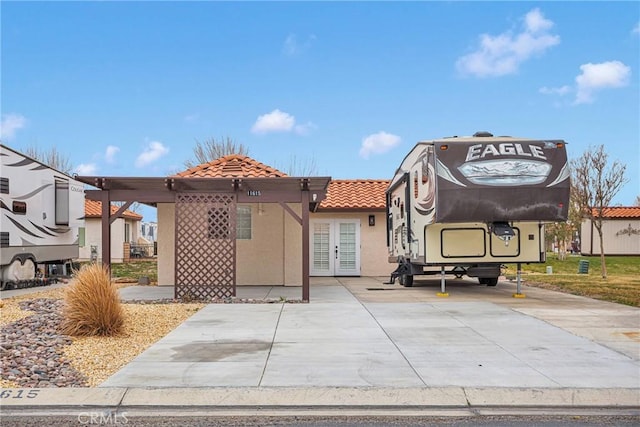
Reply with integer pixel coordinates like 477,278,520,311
175,193,237,300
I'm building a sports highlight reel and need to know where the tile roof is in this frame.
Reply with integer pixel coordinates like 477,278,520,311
174,154,288,178
85,200,143,220
318,179,390,211
591,206,640,219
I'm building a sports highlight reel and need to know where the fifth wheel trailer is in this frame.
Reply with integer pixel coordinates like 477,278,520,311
0,144,85,290
386,132,570,289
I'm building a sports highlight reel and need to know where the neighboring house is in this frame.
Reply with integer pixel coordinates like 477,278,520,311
79,200,143,263
580,207,640,256
140,221,157,242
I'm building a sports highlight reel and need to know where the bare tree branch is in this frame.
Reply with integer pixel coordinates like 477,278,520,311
279,154,319,177
571,145,628,278
24,146,74,175
184,137,249,169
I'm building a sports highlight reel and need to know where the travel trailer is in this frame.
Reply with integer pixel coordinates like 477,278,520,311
386,132,570,288
0,144,85,290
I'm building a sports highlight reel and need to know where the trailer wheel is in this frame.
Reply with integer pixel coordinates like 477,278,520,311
399,274,413,287
485,277,499,287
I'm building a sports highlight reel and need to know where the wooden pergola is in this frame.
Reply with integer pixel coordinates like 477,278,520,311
75,175,331,302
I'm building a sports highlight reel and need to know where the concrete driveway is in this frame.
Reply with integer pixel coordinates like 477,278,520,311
101,277,639,389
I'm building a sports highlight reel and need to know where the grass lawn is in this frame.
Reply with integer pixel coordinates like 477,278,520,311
79,260,158,284
503,254,640,307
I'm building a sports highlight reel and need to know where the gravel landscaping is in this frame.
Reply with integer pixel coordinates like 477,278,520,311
1,287,204,388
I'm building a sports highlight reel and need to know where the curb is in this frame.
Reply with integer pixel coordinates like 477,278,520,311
2,387,639,413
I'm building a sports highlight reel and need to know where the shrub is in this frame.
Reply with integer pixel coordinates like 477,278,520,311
60,263,124,337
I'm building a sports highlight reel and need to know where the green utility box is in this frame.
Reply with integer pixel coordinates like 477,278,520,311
578,260,590,274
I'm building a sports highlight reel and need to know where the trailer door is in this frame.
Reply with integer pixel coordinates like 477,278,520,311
310,219,360,276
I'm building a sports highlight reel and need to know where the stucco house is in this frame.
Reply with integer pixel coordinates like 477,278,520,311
76,154,391,301
79,200,143,263
158,156,390,284
580,207,640,256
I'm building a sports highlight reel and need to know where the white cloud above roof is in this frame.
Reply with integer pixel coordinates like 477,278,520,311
359,131,401,159
251,109,315,135
75,163,97,175
574,60,631,104
456,8,560,78
135,141,169,168
105,145,120,163
0,113,27,140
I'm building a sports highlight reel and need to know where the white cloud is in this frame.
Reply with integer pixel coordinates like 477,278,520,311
539,85,571,96
359,131,401,159
282,33,316,56
105,145,120,163
251,109,296,134
633,22,640,35
135,141,169,168
0,113,27,140
75,163,97,175
574,60,631,104
456,8,560,78
295,122,317,136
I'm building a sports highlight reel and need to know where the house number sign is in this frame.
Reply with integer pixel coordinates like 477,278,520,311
247,190,261,196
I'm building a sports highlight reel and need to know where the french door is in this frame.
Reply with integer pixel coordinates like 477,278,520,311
310,219,360,276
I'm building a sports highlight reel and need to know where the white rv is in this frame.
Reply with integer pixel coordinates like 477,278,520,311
1,144,85,290
386,132,570,287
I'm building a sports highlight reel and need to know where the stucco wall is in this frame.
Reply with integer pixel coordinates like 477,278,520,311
157,203,175,286
581,219,640,255
155,203,390,285
310,211,390,277
237,203,285,285
157,202,305,286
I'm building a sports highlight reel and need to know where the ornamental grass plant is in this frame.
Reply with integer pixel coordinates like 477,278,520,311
60,263,124,336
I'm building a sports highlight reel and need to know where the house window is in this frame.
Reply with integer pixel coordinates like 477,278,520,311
207,206,251,240
124,223,131,243
237,206,252,240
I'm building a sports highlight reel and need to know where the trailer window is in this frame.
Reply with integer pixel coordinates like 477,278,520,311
13,201,27,215
0,177,8,194
55,179,70,225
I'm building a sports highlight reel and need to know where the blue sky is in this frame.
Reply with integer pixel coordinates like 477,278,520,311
2,1,639,222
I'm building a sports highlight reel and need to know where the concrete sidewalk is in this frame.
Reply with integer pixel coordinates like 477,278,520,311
2,277,639,415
